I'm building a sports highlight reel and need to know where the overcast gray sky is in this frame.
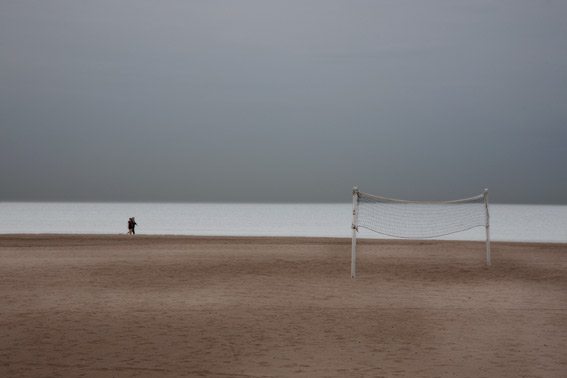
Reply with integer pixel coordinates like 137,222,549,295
1,0,566,204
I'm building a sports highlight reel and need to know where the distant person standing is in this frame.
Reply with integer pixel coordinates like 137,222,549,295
131,217,138,234
127,217,134,234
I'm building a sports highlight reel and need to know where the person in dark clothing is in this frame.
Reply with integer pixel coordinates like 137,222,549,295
131,217,138,234
127,218,133,234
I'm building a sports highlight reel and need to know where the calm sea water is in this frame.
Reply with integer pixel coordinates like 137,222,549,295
0,202,566,243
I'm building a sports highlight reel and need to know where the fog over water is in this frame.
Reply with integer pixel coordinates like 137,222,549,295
1,1,566,204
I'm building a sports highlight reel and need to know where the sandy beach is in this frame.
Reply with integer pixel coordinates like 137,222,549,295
1,235,566,378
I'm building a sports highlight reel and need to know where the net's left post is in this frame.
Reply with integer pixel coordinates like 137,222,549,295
351,187,358,278
484,188,491,266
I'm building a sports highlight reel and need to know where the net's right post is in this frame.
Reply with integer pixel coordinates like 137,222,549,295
351,187,358,278
484,188,491,266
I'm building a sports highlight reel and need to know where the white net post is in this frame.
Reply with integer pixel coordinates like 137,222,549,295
351,187,358,278
484,189,491,266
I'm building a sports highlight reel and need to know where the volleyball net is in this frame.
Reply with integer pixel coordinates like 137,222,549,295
350,187,490,278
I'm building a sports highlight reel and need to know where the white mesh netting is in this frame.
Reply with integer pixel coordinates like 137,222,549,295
356,191,487,239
